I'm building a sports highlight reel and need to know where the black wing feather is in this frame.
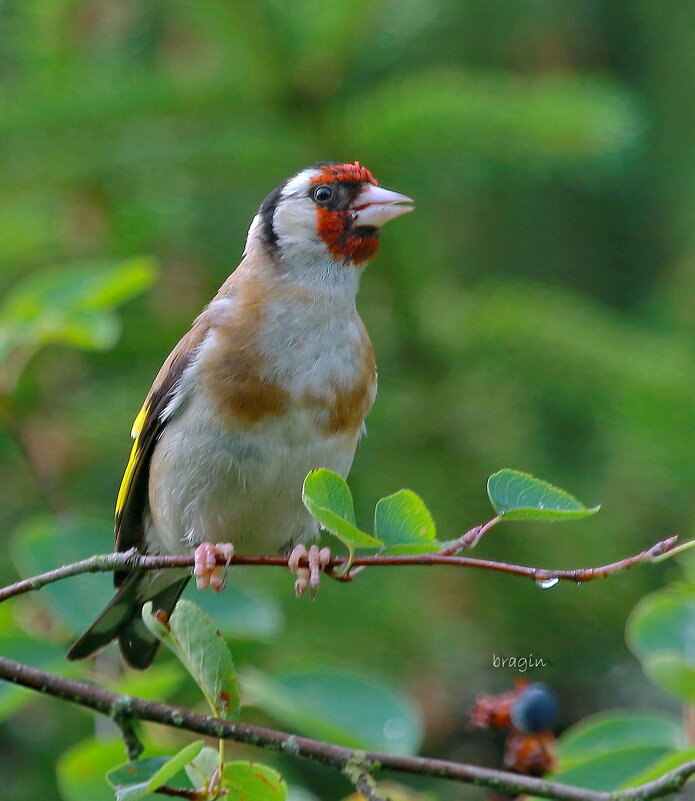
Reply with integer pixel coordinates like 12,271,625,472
113,354,192,587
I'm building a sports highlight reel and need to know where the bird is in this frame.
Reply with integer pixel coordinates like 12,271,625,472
67,161,414,669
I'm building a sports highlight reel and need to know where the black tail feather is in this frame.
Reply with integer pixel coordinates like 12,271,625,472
67,574,190,670
119,577,189,669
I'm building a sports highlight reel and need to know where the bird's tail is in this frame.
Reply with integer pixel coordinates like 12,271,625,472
66,573,190,670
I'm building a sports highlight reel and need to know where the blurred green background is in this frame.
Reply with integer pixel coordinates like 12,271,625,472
2,0,695,798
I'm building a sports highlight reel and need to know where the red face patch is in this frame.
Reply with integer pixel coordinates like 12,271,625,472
310,162,380,264
310,161,378,187
314,206,380,263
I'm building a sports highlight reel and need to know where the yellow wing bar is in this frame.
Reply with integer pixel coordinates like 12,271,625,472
131,402,148,438
115,401,149,516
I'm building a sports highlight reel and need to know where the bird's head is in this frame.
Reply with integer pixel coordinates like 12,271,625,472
253,161,414,270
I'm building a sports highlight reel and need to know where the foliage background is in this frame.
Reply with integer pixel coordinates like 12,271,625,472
1,0,694,798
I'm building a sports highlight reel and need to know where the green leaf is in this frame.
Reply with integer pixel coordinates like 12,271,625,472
186,579,284,641
142,599,240,719
116,785,151,801
242,667,423,755
377,542,443,555
626,588,695,702
107,757,169,787
302,470,382,549
642,652,695,702
558,711,684,763
374,490,441,554
487,469,600,521
0,257,157,363
107,757,170,801
627,587,695,662
304,469,355,523
552,745,674,791
223,761,287,801
553,713,681,791
184,746,220,790
145,741,205,792
620,748,695,786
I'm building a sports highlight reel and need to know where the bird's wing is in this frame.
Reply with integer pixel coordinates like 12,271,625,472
113,315,210,586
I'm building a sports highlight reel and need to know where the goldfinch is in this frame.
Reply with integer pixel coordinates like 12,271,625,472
67,162,413,669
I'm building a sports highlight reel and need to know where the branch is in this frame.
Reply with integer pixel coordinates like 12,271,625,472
353,771,389,801
1,656,692,801
0,535,678,604
111,695,145,761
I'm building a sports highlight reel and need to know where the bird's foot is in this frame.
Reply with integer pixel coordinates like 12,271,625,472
288,544,331,599
193,542,235,592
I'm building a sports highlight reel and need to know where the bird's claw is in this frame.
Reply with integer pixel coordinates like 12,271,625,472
288,544,331,599
194,542,234,592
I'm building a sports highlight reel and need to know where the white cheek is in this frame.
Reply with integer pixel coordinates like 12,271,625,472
261,174,366,292
274,197,320,247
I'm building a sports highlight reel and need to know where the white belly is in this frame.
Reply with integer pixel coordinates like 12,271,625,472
147,390,357,556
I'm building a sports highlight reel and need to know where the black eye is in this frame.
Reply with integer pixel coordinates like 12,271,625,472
312,185,334,203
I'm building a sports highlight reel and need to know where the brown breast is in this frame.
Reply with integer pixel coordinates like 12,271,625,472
199,272,291,426
200,269,377,437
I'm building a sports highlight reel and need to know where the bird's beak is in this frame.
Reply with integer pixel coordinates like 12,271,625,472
351,184,414,228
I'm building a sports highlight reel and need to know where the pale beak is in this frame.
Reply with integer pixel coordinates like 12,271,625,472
351,184,414,228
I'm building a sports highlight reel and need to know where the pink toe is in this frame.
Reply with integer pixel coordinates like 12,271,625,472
288,544,307,572
218,543,234,561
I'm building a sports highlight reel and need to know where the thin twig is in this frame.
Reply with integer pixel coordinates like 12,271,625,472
0,656,692,801
0,536,678,604
438,516,502,554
